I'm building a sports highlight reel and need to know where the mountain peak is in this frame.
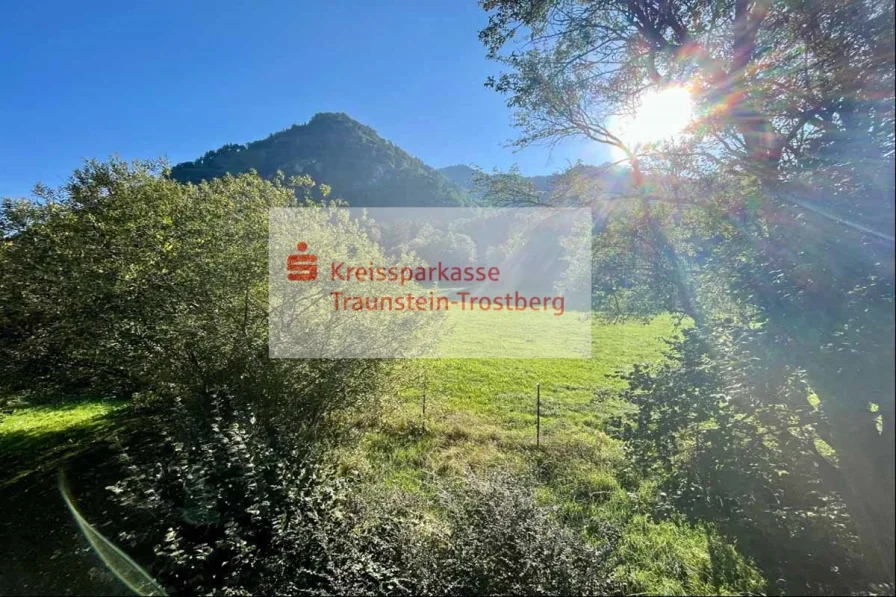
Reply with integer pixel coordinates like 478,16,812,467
307,111,361,126
171,114,467,207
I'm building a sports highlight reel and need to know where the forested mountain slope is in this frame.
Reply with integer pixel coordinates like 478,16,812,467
171,112,468,207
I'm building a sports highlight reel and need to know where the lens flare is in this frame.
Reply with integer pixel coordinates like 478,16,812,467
611,86,694,156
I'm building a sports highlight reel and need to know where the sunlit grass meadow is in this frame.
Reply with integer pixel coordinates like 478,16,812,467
332,314,762,594
355,314,681,482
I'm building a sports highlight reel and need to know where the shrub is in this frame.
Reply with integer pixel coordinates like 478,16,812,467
111,409,619,596
609,321,866,594
420,470,618,595
1,159,424,441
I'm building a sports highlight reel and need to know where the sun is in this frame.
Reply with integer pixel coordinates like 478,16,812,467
610,85,694,156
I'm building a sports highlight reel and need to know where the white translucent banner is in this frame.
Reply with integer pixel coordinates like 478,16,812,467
269,207,592,358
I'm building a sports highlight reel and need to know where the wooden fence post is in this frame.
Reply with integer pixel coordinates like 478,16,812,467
422,370,427,431
536,383,541,448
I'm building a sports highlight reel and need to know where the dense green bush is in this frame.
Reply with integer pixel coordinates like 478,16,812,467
420,471,618,595
1,160,418,441
610,321,867,594
111,406,620,596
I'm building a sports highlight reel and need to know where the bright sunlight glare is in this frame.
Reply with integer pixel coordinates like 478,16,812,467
611,85,694,156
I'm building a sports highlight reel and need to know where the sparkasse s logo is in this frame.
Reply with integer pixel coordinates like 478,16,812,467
286,242,317,281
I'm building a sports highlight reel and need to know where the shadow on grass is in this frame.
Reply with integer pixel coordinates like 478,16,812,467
0,400,126,488
0,400,138,596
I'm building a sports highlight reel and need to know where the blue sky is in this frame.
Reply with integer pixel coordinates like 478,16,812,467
1,0,605,198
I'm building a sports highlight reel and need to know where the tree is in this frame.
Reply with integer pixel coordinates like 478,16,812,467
0,159,422,443
480,0,894,581
406,224,478,268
